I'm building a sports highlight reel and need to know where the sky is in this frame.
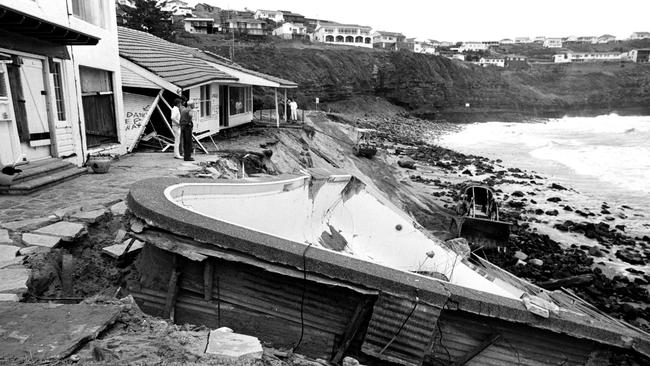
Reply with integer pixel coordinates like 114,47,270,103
184,0,650,42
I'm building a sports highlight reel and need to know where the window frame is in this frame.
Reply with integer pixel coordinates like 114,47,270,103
71,0,107,29
200,84,211,118
51,61,66,121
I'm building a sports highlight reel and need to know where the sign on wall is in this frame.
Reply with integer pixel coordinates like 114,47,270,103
123,92,157,151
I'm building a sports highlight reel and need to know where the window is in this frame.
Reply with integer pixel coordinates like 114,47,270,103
51,62,66,121
0,70,6,98
72,0,107,28
79,66,117,147
229,86,251,116
200,85,211,118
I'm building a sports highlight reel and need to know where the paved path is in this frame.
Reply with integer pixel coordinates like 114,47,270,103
0,153,217,223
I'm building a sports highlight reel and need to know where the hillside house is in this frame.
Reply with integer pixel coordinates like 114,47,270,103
372,31,406,50
629,49,650,63
254,9,283,23
553,52,623,63
500,38,514,44
224,18,266,37
183,18,215,34
413,38,436,54
459,42,488,52
0,0,125,171
543,38,563,48
504,55,528,68
597,34,616,43
630,32,650,40
534,36,546,43
313,22,373,48
281,11,306,24
158,0,193,16
193,3,221,22
514,37,532,44
576,36,598,44
478,57,505,67
565,35,578,42
117,26,297,150
272,22,308,40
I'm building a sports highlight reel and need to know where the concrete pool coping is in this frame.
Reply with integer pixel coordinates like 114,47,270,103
127,177,650,355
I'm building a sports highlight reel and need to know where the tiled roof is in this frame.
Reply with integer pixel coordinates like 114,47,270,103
117,26,236,89
375,31,405,37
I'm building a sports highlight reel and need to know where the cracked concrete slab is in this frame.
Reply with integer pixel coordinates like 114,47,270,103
0,293,20,302
102,239,144,258
109,201,127,216
34,222,87,241
22,233,61,248
205,330,263,361
0,229,11,244
1,216,58,231
70,209,108,224
0,245,20,262
0,268,31,293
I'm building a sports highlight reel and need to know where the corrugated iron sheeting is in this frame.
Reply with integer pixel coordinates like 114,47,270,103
429,311,597,366
362,293,441,366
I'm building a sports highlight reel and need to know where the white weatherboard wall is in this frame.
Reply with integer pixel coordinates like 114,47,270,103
123,92,156,151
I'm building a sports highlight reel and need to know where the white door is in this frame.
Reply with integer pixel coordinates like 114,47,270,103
19,57,51,161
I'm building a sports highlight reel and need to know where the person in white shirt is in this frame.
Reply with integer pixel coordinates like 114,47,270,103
170,98,183,159
289,99,298,121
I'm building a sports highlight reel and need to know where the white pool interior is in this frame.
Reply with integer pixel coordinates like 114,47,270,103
165,175,522,299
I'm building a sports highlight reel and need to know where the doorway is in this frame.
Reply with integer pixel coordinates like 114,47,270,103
6,56,52,161
219,85,228,127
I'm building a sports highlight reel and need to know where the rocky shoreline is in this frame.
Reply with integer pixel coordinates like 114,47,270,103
338,112,650,331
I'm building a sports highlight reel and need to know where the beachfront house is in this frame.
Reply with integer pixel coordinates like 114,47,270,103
280,11,306,24
272,23,308,40
504,55,528,69
576,36,598,44
372,31,406,50
630,32,650,40
514,37,532,44
499,38,514,45
117,26,296,152
543,38,563,48
413,38,437,54
0,0,125,176
597,34,616,43
183,18,215,34
312,22,373,48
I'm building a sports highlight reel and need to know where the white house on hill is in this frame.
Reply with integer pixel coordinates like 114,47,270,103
254,9,284,23
543,38,563,48
272,23,307,40
312,22,373,48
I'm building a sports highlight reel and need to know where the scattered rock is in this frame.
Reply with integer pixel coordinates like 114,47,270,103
34,222,87,242
343,357,361,366
461,169,473,176
205,330,263,361
549,183,567,190
615,224,625,232
102,239,144,259
0,268,31,293
547,197,562,203
130,218,145,234
545,210,559,216
616,249,645,265
397,159,416,170
563,205,573,211
604,216,615,221
512,191,525,197
507,201,525,209
534,209,544,215
109,201,128,216
514,251,528,261
588,247,604,257
529,259,544,266
18,246,48,256
0,245,20,262
21,233,61,249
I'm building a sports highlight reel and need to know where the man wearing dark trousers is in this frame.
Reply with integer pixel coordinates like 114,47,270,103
180,101,195,161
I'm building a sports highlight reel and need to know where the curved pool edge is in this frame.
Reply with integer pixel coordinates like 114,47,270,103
126,177,648,351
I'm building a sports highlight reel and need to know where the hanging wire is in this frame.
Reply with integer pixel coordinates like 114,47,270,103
292,241,313,352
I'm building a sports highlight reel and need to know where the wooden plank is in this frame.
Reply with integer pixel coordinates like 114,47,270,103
452,333,501,366
204,261,214,301
164,255,181,321
61,254,74,297
332,297,374,363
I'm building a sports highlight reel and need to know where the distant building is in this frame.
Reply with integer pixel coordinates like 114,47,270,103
224,18,266,36
564,35,578,42
628,49,650,63
553,52,624,63
372,31,406,50
194,3,221,22
280,11,306,24
534,36,546,43
413,38,436,54
576,36,598,44
515,37,532,44
183,18,215,34
543,38,563,48
451,54,466,61
481,41,500,47
430,40,453,47
630,32,650,40
597,34,616,43
313,22,373,48
459,41,488,52
116,0,135,7
505,55,528,69
158,0,193,16
478,56,505,67
272,22,307,40
254,9,284,23
500,38,514,44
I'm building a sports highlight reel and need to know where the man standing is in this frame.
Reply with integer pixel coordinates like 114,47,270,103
290,99,298,122
180,101,195,161
170,98,183,159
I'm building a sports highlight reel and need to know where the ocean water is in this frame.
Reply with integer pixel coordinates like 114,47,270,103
438,114,650,237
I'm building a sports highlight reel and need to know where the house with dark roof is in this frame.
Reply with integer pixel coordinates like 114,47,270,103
372,30,407,50
630,32,650,40
117,26,296,151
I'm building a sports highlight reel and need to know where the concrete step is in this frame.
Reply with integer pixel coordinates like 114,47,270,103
0,167,86,195
6,159,73,184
